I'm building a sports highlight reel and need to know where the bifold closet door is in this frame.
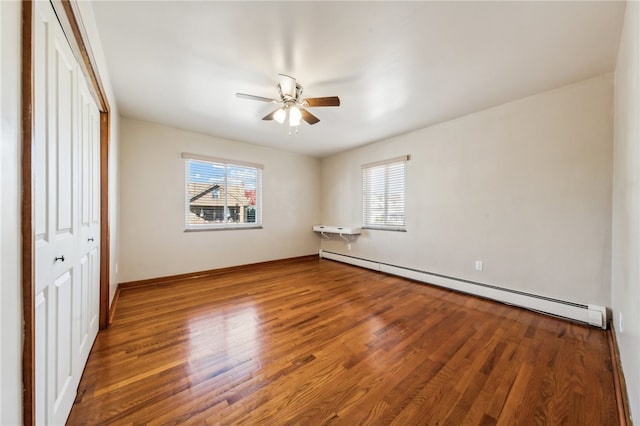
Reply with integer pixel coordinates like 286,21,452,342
33,1,100,424
77,58,101,373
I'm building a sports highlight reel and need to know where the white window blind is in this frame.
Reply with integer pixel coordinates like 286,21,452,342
362,155,408,231
183,153,262,230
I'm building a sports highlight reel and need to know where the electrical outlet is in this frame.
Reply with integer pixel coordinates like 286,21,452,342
619,312,623,333
347,243,352,251
475,261,483,271
115,263,119,274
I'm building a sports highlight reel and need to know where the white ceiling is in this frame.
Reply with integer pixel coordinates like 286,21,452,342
90,1,625,158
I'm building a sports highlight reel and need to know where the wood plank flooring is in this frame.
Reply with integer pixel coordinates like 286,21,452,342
67,257,619,425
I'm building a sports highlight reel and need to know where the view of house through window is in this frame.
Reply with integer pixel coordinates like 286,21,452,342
362,155,408,231
183,153,262,230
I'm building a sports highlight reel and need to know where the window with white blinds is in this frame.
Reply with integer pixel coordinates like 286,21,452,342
183,153,263,231
362,155,409,231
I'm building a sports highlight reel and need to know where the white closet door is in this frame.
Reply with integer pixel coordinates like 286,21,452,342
77,73,100,370
33,2,101,424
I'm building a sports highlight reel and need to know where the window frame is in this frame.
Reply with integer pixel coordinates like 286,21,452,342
362,155,409,232
182,153,263,231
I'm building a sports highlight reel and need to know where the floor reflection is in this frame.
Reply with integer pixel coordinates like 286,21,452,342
187,304,261,376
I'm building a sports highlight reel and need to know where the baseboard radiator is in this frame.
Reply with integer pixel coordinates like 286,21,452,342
319,250,607,329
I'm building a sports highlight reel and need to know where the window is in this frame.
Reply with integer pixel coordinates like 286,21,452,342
183,153,262,230
362,155,409,231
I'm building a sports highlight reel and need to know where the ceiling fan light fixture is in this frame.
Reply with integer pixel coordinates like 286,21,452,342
273,108,286,124
289,106,301,127
237,74,340,129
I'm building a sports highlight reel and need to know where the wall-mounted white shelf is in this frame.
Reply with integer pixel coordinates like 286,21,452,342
313,225,361,241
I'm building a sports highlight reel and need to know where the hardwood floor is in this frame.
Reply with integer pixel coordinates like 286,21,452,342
67,257,619,425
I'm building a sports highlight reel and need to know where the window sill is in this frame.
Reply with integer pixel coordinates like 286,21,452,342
362,226,407,232
184,226,263,232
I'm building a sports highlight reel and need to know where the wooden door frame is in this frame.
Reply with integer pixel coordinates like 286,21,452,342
21,1,111,424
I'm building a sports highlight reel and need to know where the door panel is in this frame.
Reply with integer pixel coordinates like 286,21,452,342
48,27,78,426
33,19,48,240
33,5,55,424
50,32,77,280
77,69,100,370
74,248,100,371
78,69,100,251
79,77,91,229
52,271,74,425
35,291,47,424
33,0,51,299
53,37,75,237
77,254,91,365
89,247,100,334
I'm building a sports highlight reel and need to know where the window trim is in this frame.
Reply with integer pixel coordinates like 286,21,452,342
182,152,263,171
362,155,409,232
182,153,263,231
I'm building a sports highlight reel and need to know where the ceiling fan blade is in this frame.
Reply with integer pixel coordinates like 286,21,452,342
236,93,279,103
261,108,282,121
303,96,340,107
300,109,320,125
278,74,296,98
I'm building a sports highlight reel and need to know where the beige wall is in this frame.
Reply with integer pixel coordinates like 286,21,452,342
612,1,640,423
1,1,23,423
321,75,613,307
118,118,321,282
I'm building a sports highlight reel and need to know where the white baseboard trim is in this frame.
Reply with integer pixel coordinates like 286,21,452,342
319,249,607,329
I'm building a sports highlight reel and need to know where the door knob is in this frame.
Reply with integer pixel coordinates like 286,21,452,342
54,255,65,263
88,237,94,242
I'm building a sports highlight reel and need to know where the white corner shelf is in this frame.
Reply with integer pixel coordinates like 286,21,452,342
313,225,362,241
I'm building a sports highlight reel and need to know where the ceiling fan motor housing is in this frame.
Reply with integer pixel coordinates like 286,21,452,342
279,82,304,103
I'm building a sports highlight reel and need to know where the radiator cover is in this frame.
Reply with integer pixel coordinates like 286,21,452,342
319,250,607,329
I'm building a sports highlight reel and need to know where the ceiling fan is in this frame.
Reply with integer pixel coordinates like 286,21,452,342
236,74,340,131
